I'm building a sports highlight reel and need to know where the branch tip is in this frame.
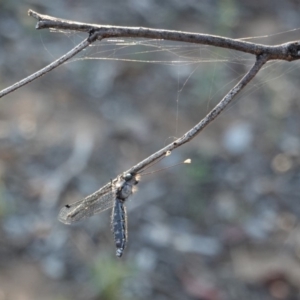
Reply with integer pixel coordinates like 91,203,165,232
28,9,40,20
286,42,300,61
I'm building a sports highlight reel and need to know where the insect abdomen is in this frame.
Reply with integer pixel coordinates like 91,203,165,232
112,198,127,257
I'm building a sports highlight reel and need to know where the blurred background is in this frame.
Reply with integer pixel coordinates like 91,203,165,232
1,1,300,299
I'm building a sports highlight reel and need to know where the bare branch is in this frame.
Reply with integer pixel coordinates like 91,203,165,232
2,10,299,99
0,31,100,98
126,54,268,175
28,9,300,61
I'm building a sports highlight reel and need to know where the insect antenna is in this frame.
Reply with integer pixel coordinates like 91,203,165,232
139,158,191,177
137,150,172,174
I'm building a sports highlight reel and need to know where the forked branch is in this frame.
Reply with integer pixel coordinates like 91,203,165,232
0,10,299,177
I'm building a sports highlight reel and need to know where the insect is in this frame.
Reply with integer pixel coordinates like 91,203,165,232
58,154,190,257
58,172,139,257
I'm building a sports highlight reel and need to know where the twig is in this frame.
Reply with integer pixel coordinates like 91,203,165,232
0,31,100,98
28,9,300,61
126,54,268,175
2,10,300,98
0,10,295,177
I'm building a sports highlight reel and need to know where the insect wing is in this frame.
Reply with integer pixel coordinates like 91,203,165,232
58,183,117,224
